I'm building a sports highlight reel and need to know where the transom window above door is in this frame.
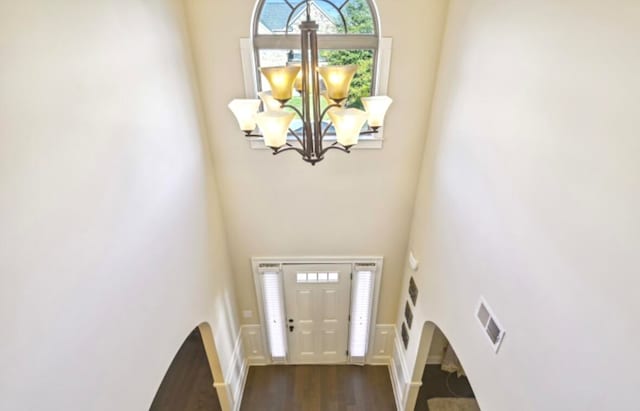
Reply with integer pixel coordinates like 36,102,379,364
296,271,340,283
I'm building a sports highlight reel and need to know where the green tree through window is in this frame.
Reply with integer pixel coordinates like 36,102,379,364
322,0,375,109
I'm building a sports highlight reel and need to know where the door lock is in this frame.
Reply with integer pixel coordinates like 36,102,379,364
289,325,295,332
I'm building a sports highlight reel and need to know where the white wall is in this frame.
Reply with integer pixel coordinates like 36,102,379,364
0,1,239,410
183,0,450,325
401,1,640,410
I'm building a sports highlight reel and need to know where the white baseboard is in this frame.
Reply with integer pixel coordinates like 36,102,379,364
239,323,396,366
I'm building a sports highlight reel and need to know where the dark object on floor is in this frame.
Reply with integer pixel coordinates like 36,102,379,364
241,365,396,411
149,328,222,411
415,365,476,411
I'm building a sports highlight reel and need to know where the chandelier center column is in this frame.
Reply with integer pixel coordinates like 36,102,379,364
299,19,323,163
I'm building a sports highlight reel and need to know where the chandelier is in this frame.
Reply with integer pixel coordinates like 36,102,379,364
228,0,392,166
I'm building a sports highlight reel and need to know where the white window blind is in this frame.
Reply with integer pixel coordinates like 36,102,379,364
261,271,287,360
349,267,375,362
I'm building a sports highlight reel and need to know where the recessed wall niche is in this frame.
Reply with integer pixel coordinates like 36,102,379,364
405,301,413,329
401,322,409,349
409,277,418,306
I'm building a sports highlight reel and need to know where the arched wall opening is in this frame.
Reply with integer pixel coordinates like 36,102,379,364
408,322,480,411
149,324,225,411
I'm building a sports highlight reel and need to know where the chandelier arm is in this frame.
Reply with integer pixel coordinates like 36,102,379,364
280,104,306,149
320,142,351,157
358,129,380,136
272,145,306,157
321,121,333,138
319,103,341,123
287,128,305,148
318,102,341,139
282,104,304,120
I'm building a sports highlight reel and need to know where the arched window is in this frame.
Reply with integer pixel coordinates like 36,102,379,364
253,0,380,110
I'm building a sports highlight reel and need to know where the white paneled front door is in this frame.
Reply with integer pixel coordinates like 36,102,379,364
283,264,351,364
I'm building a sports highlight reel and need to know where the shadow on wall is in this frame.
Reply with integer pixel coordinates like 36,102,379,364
413,322,480,411
149,325,223,411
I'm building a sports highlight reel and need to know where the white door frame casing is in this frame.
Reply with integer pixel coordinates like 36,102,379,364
251,256,384,365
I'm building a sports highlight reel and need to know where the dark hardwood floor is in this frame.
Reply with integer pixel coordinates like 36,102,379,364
414,365,476,411
149,328,222,411
241,365,396,411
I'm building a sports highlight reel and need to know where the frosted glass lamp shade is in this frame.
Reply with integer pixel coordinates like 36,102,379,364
258,91,283,112
260,66,301,102
228,99,261,132
328,108,368,147
256,111,295,148
318,65,357,103
361,96,393,128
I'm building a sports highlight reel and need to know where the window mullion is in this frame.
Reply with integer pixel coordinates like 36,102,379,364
255,35,378,51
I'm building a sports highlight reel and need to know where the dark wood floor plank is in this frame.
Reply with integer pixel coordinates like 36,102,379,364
240,365,396,411
414,365,476,411
149,328,222,411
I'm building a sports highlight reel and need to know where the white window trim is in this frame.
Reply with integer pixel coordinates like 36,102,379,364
240,38,393,150
251,256,384,364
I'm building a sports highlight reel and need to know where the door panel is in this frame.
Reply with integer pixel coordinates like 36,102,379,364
283,264,351,364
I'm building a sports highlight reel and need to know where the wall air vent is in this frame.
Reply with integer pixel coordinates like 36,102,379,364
476,297,505,353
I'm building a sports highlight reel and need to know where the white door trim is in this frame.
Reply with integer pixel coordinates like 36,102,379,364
251,256,384,365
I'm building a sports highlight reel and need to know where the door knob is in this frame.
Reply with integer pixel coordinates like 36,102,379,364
288,319,294,323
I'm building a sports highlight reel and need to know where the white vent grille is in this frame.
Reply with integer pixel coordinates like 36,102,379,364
476,298,505,353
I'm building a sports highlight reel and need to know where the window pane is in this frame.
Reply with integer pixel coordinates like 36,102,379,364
258,0,292,34
341,0,375,34
261,272,287,359
349,270,374,358
258,0,375,35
